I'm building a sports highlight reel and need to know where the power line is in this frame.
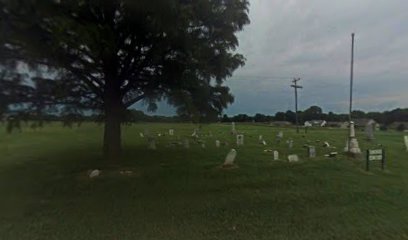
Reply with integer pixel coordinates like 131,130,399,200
290,78,303,133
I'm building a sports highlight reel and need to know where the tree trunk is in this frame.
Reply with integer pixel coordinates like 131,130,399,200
103,107,122,161
103,82,123,161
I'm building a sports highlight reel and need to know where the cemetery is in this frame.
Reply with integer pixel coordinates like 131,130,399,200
1,122,408,239
1,0,408,239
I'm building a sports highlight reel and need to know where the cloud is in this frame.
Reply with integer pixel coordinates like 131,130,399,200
224,0,408,115
141,0,407,116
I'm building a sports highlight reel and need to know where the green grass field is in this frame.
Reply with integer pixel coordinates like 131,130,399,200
0,122,407,239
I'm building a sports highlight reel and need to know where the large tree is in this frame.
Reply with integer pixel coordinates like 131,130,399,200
0,0,250,160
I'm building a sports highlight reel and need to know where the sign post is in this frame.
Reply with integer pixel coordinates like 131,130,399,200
366,149,385,171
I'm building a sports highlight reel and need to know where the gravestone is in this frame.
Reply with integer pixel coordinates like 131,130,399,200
308,146,316,158
276,131,283,143
215,140,221,148
273,151,279,160
236,134,244,146
139,132,144,138
365,122,375,141
404,136,408,151
231,122,237,135
366,149,385,171
192,129,198,138
259,135,263,141
148,139,157,150
183,139,190,149
344,121,361,154
323,141,330,148
288,154,299,162
169,129,174,136
304,121,312,127
89,169,101,178
223,149,237,166
287,139,293,149
262,140,267,146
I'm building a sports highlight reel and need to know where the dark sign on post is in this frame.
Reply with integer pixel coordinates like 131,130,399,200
366,149,385,171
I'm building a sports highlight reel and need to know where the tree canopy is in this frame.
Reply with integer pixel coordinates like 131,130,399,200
0,0,250,160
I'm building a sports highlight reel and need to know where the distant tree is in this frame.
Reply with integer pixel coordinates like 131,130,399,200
254,113,268,122
351,110,366,119
1,0,250,160
302,106,323,121
284,110,296,123
221,114,230,122
274,112,286,121
396,123,406,132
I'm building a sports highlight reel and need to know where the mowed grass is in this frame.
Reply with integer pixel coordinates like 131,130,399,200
0,122,408,240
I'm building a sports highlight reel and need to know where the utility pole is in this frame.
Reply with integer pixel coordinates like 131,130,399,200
349,33,355,122
291,78,302,133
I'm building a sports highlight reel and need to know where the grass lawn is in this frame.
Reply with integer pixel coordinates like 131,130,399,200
0,122,408,239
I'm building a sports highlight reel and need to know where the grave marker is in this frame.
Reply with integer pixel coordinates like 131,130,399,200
365,122,375,141
236,134,244,146
169,129,174,136
231,122,237,135
366,149,385,171
404,136,408,151
308,146,316,158
288,154,299,162
276,131,283,143
215,140,220,148
273,151,279,160
223,149,237,166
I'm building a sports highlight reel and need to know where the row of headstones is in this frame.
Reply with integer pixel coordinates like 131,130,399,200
222,146,336,167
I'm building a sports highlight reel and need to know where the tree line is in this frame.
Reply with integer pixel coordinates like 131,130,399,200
221,106,408,125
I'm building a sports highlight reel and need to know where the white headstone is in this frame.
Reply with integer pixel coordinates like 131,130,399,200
288,154,299,162
365,123,374,141
192,129,199,138
273,151,279,160
262,140,267,146
304,121,312,127
223,149,237,166
320,120,327,127
89,169,101,178
308,146,316,158
276,131,283,142
344,121,361,154
259,135,263,141
236,134,244,146
344,138,361,154
139,132,144,137
287,139,293,148
323,141,330,148
169,129,174,136
349,121,356,138
231,122,237,135
404,136,408,151
215,140,221,148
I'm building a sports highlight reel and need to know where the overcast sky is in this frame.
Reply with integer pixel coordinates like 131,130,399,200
144,0,408,116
